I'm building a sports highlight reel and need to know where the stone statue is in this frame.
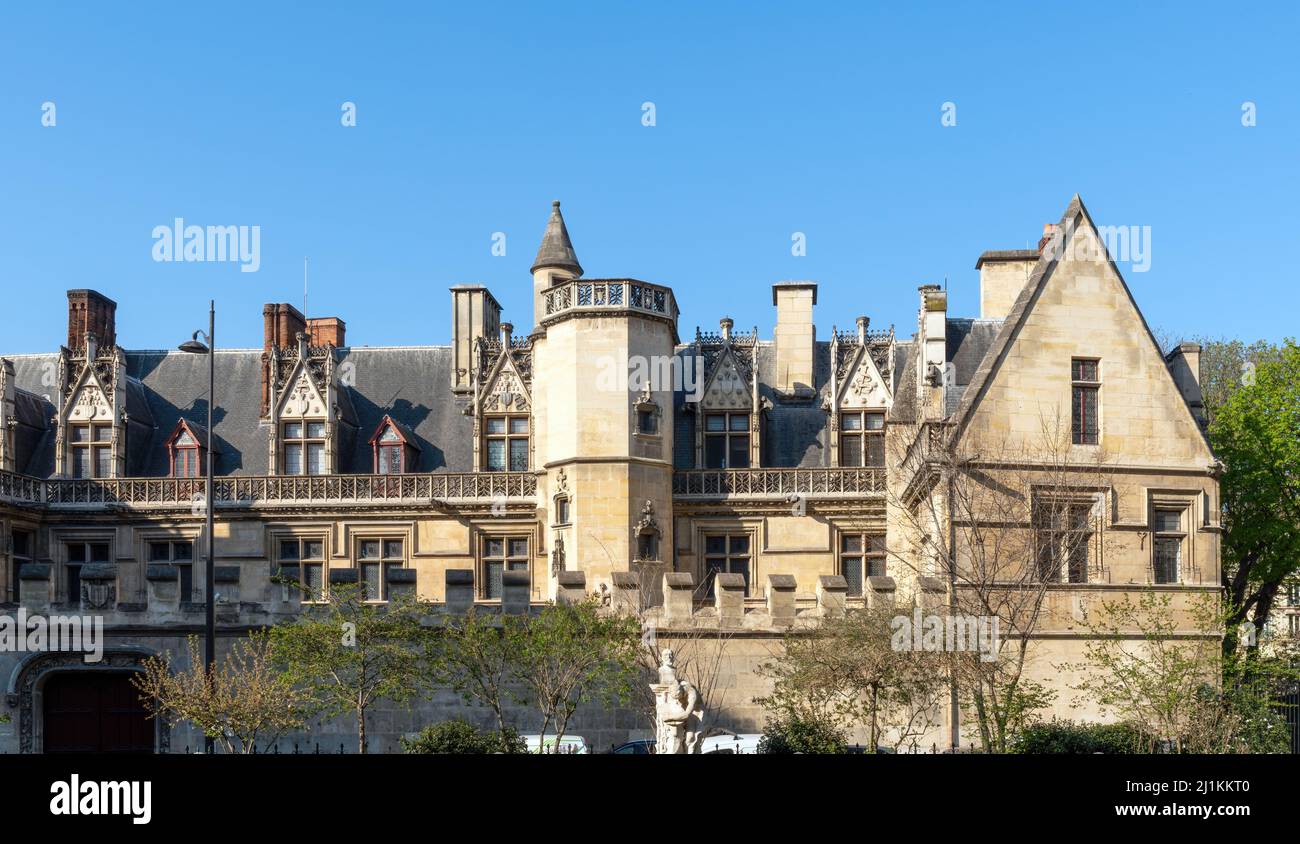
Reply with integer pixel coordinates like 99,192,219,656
651,648,704,754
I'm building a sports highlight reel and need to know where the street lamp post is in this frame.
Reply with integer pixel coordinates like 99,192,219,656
179,300,216,755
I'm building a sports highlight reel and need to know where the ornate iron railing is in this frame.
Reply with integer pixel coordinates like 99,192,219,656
0,470,536,509
541,278,677,324
672,467,885,499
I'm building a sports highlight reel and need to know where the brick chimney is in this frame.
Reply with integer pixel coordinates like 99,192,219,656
306,317,346,348
261,303,308,415
66,289,117,354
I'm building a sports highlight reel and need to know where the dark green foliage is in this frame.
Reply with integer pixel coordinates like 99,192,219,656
401,720,527,754
1010,719,1146,754
757,715,848,754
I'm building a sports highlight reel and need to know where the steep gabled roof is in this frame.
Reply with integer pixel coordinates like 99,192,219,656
947,194,1213,454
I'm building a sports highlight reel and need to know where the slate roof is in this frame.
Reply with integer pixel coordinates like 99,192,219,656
4,346,475,478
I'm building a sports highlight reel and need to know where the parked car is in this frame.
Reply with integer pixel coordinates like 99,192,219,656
522,735,589,754
611,739,656,755
700,734,763,754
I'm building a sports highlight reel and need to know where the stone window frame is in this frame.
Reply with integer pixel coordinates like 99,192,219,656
837,410,886,468
271,529,330,602
51,529,115,607
6,520,37,604
280,419,329,476
68,421,113,479
701,411,752,469
552,494,571,527
477,530,532,601
353,534,408,602
1071,357,1101,446
835,527,887,596
692,519,762,600
1150,498,1191,585
633,391,662,440
1031,496,1098,585
139,529,201,604
482,413,530,472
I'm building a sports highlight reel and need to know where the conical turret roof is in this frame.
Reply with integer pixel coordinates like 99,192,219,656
531,200,583,276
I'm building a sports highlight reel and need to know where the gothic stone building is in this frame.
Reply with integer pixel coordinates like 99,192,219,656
0,195,1219,752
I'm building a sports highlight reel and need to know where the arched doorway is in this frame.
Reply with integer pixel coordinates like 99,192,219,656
43,671,153,753
6,647,167,753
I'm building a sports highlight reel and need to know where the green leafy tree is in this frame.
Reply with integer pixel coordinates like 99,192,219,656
1208,338,1300,652
756,606,947,753
424,606,529,752
1067,593,1294,753
132,633,309,754
267,582,428,753
513,598,641,752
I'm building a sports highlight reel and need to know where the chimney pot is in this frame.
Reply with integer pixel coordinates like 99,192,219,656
500,322,513,344
719,317,733,340
856,316,869,343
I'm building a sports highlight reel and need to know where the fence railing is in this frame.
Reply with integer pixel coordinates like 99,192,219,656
671,467,885,499
0,469,536,509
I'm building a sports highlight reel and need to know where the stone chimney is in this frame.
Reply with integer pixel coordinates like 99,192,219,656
1165,342,1206,426
500,322,513,344
66,289,117,355
917,285,947,418
975,250,1037,321
306,317,346,348
772,281,817,397
719,317,733,341
450,285,502,393
1038,223,1060,252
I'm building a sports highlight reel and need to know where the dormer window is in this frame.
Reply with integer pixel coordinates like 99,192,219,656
369,416,419,475
283,421,326,475
165,419,215,479
69,423,112,479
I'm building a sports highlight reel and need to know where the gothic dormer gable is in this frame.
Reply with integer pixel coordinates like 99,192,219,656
835,345,893,410
698,346,752,411
476,346,532,415
276,363,330,421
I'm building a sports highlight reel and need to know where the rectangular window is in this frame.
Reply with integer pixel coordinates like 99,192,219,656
70,423,113,478
356,538,405,601
484,416,529,472
150,540,195,602
377,444,402,474
482,536,529,600
65,541,109,603
279,537,326,599
11,529,32,602
554,497,570,526
1153,508,1184,584
282,421,327,475
1071,358,1100,446
839,412,885,467
703,533,750,597
839,532,886,596
703,413,750,469
1034,501,1093,583
637,409,658,435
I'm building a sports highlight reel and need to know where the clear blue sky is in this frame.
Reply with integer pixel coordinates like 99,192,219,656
1,1,1296,354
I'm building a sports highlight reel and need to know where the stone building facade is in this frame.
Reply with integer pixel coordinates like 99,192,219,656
0,195,1219,752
